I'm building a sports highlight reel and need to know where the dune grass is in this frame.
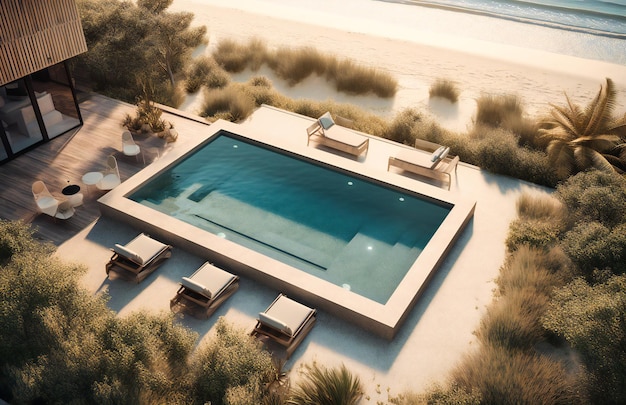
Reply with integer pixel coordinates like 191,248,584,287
429,78,460,103
211,38,398,98
199,86,255,122
186,56,230,93
450,345,581,404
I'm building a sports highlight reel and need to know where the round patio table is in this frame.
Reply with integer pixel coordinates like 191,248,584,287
82,171,103,195
62,184,83,207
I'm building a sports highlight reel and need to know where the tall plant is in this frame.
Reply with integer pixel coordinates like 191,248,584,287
539,78,626,179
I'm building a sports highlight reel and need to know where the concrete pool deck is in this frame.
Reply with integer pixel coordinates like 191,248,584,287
46,103,552,397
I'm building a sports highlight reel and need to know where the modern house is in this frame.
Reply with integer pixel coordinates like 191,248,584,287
0,0,87,163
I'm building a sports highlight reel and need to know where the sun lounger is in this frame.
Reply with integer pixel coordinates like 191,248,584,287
170,262,239,319
251,294,317,359
105,233,172,283
388,139,459,190
307,112,369,157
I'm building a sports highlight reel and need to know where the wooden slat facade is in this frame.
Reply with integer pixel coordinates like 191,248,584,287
0,0,87,86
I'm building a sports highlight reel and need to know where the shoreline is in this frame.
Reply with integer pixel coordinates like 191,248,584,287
170,0,626,131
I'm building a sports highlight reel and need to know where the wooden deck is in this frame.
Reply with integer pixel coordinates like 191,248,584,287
0,93,210,245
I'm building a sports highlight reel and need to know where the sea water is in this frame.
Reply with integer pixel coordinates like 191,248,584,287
188,0,625,64
405,0,626,36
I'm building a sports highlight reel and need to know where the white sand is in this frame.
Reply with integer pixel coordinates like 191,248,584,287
171,0,626,132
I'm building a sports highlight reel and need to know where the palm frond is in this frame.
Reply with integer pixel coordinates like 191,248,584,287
547,140,575,179
538,126,572,143
583,78,617,136
574,146,614,173
570,134,621,152
547,100,582,139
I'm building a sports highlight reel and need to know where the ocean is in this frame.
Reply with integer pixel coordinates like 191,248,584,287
174,0,626,64
404,0,626,37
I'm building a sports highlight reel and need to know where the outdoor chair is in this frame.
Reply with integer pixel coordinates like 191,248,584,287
251,294,317,359
122,130,143,163
105,233,172,283
53,200,75,220
97,155,122,191
32,180,60,216
387,139,459,190
170,262,240,319
306,112,369,158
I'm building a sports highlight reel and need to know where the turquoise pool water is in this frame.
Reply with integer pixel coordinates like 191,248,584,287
130,131,451,303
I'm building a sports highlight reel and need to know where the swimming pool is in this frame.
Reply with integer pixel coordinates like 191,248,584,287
129,132,450,304
98,114,475,338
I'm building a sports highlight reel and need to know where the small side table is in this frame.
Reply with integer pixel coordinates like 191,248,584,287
62,184,83,207
82,172,103,195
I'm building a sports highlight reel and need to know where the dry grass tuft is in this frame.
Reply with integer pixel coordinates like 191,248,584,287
429,78,460,103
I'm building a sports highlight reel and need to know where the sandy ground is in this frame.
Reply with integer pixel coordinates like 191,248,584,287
171,0,626,133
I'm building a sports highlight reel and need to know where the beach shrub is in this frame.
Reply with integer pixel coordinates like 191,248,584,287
450,346,581,404
270,46,329,85
387,109,421,145
287,363,363,405
329,59,398,97
186,56,230,93
476,288,550,351
189,318,275,405
542,275,626,404
560,221,626,278
0,220,198,404
429,78,460,103
555,170,626,229
505,194,566,251
199,85,256,122
416,384,482,405
213,38,268,73
474,94,523,128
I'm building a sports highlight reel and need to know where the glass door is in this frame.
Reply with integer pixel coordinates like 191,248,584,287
0,79,44,154
31,63,82,139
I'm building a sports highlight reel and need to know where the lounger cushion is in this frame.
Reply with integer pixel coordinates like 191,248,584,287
181,277,212,298
259,312,293,336
430,146,447,162
318,114,335,130
113,244,143,264
439,147,450,161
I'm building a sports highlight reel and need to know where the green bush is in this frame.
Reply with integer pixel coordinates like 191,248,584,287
506,218,562,252
190,318,275,405
287,363,363,405
542,275,626,404
416,384,482,405
450,346,581,404
0,220,198,404
429,78,460,103
468,125,556,186
555,170,626,228
560,222,626,278
387,109,421,145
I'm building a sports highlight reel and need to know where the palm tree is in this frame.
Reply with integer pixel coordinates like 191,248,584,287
539,78,626,179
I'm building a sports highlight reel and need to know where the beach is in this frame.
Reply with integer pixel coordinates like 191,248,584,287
170,0,626,132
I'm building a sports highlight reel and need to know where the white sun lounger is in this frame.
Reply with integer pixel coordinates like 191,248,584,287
170,262,239,319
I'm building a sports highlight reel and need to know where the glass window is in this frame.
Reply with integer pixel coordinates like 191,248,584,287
0,79,44,154
31,63,81,139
